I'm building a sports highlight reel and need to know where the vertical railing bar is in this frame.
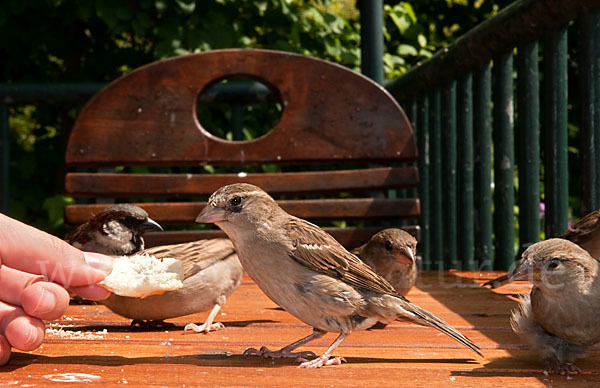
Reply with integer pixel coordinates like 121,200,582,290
358,0,384,85
442,81,458,269
417,94,431,269
474,64,493,270
232,103,244,141
458,73,475,271
543,27,569,237
493,52,516,270
429,88,444,271
0,105,8,214
579,12,600,215
517,41,541,249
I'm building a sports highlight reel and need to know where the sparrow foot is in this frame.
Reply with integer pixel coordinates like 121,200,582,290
183,321,225,334
544,359,581,376
131,319,176,329
243,346,317,361
298,356,346,369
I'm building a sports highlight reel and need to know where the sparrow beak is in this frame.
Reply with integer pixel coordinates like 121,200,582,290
396,247,416,265
196,205,226,224
506,263,535,283
140,217,163,232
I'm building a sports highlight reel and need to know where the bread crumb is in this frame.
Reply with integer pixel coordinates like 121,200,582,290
100,254,183,298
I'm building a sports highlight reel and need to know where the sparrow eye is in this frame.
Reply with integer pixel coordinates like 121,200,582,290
384,241,393,251
229,196,243,208
546,258,561,270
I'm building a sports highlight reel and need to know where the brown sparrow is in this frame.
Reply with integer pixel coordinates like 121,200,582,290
484,209,600,288
352,228,418,295
493,239,600,374
99,239,243,332
65,204,163,255
559,209,600,259
196,183,481,368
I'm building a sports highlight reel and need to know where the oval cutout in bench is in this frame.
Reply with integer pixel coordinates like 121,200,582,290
196,76,283,142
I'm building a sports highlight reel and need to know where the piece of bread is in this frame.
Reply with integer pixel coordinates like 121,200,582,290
100,254,183,298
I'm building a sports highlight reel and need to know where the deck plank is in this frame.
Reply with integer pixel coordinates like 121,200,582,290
1,271,597,387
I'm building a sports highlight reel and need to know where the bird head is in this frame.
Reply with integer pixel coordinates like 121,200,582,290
363,228,417,266
196,183,282,233
507,238,597,292
98,204,163,234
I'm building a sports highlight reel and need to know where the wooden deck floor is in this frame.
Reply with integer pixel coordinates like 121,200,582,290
2,271,599,387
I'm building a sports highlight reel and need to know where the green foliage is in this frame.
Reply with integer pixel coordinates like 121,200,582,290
0,0,501,232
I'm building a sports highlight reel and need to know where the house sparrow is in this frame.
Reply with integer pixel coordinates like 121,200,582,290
65,204,163,255
560,209,600,259
352,228,418,296
494,239,600,375
196,183,481,368
484,209,600,288
99,238,243,333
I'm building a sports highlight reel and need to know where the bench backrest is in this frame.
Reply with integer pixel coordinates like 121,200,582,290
64,49,419,248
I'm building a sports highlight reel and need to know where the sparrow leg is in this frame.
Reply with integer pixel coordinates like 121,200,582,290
184,304,225,334
297,332,348,369
243,329,324,360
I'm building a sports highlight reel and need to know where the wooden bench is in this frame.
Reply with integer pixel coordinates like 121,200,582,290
64,48,419,249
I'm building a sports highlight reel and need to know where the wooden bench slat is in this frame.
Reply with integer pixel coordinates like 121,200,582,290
143,226,420,249
65,167,419,197
65,198,420,225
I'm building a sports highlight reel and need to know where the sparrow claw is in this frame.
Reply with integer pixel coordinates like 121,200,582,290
544,359,581,376
242,346,316,360
183,321,225,334
298,356,346,369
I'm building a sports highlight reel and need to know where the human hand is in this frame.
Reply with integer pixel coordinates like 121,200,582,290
0,213,114,365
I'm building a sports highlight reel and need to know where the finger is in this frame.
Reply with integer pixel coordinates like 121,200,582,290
0,334,10,366
0,266,44,307
21,282,70,321
70,284,111,301
0,302,45,352
0,214,113,287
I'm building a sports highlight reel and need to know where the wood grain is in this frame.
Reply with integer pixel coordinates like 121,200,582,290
65,198,421,224
4,272,597,387
65,166,419,197
65,49,416,166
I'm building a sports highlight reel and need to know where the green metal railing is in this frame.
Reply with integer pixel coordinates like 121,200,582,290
386,0,600,270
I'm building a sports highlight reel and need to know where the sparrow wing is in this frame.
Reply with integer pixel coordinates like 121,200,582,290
286,218,401,297
139,239,236,279
560,210,600,245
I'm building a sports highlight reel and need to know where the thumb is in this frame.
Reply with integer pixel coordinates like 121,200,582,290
0,214,113,288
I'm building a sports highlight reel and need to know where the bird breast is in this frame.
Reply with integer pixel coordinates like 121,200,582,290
531,287,600,347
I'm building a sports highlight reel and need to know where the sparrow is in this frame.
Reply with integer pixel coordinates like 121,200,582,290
560,209,600,259
99,238,244,333
352,228,418,296
65,203,163,255
483,209,600,288
496,239,600,374
196,183,481,368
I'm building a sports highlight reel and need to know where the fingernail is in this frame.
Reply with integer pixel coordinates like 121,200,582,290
33,287,56,316
83,252,114,274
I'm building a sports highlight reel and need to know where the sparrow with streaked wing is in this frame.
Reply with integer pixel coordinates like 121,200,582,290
66,204,244,332
492,239,600,375
196,183,481,368
484,209,600,289
352,228,418,296
100,238,243,333
65,204,163,255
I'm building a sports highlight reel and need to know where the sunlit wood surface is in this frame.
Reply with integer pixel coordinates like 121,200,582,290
2,271,599,387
